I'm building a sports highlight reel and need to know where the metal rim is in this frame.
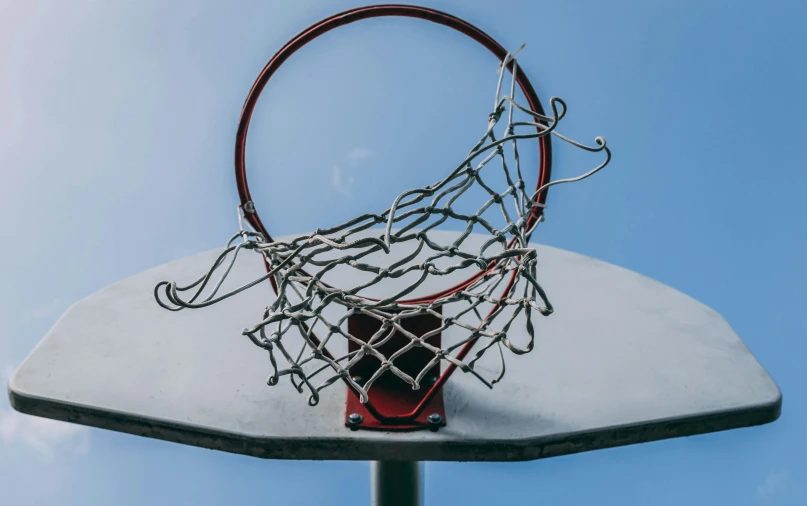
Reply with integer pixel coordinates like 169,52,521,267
233,3,553,305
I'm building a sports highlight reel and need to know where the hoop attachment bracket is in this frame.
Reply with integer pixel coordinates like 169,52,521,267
344,309,447,431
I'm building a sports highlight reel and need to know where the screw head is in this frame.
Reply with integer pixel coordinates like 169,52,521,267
427,413,443,430
347,412,363,429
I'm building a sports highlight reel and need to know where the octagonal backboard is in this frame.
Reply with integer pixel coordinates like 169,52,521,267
8,230,781,461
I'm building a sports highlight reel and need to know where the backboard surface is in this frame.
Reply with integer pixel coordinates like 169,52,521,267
8,231,780,461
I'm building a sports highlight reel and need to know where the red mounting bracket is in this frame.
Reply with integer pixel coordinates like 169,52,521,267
344,310,447,431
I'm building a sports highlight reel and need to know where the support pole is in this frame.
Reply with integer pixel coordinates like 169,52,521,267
371,461,423,506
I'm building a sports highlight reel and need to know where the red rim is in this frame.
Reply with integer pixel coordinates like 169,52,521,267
234,5,553,423
234,3,553,304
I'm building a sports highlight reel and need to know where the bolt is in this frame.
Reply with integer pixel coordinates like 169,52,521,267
351,376,363,385
347,413,363,430
427,413,443,431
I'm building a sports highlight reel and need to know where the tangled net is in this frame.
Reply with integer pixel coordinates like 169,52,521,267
155,50,611,406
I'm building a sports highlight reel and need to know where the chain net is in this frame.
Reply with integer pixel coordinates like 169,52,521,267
154,50,611,406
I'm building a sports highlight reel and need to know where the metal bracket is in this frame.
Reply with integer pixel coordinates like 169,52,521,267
344,310,447,431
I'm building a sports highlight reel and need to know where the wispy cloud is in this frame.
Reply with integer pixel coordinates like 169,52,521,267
1,366,89,460
346,147,372,164
331,165,355,196
757,470,790,503
331,148,372,196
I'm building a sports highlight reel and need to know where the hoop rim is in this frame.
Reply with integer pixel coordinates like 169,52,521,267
233,3,553,305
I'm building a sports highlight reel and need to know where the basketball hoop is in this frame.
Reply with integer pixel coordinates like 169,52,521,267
155,4,610,431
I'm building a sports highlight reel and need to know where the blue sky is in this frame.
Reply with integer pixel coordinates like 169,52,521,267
1,0,804,504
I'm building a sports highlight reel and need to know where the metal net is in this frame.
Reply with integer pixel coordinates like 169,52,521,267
154,50,611,406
